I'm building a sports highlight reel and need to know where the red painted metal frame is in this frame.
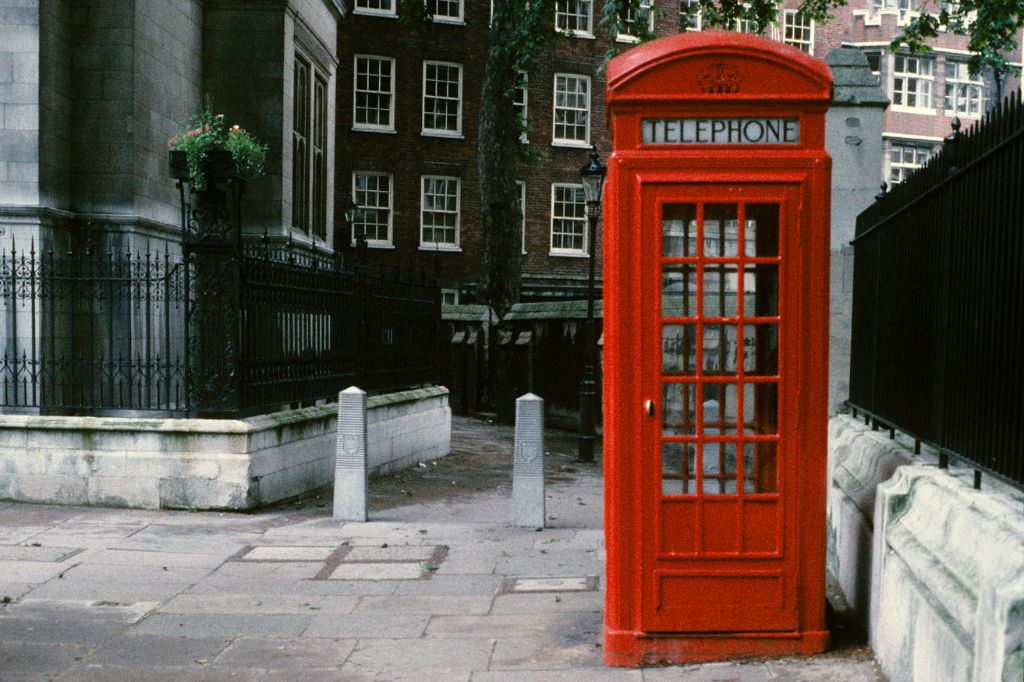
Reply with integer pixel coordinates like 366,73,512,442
602,32,832,666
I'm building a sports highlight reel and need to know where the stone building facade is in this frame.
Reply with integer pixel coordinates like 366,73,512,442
0,0,343,254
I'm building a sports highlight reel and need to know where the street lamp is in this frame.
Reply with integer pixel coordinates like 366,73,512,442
344,194,365,264
578,145,606,463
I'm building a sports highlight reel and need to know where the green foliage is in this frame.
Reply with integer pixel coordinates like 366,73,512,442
892,0,1024,78
168,111,267,191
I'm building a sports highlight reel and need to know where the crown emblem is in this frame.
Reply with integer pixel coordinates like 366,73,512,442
696,62,744,94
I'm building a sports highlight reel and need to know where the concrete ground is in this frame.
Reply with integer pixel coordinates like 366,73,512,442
0,416,883,681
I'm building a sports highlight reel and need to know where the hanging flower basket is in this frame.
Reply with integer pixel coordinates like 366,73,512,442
167,111,266,191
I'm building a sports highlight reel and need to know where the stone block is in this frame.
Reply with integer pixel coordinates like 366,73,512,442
87,476,160,509
334,386,368,522
513,393,545,528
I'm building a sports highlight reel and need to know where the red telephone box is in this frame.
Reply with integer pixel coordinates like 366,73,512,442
602,32,832,665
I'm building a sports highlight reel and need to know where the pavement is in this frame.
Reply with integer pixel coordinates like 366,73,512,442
0,416,884,681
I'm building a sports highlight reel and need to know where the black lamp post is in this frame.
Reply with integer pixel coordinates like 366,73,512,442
344,194,365,264
578,145,606,463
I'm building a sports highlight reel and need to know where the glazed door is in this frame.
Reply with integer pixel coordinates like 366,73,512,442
641,184,799,633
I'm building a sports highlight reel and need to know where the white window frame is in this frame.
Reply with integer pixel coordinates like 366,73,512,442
517,180,527,254
617,0,654,42
552,73,591,148
782,10,814,54
351,171,394,247
887,141,932,184
943,60,985,118
353,0,397,17
892,54,934,111
556,0,594,38
428,0,464,24
420,175,461,250
442,289,459,305
422,61,463,137
353,55,396,132
514,71,529,143
550,183,588,256
680,0,702,31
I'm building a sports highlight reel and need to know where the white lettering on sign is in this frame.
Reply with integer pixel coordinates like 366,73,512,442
642,118,800,145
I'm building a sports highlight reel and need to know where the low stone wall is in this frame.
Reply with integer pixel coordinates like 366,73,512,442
828,415,1024,682
0,386,451,511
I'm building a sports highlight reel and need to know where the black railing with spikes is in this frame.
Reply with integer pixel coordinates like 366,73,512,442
849,93,1024,489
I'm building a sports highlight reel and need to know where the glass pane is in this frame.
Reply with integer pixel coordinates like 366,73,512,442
662,442,696,495
662,324,697,375
663,204,697,258
702,441,738,494
742,324,778,376
743,383,778,435
663,383,697,435
745,204,779,257
703,204,739,257
702,265,739,318
749,264,779,317
700,383,739,435
702,324,737,374
662,264,697,318
743,441,778,493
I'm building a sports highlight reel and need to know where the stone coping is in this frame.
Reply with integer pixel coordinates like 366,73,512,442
0,386,449,435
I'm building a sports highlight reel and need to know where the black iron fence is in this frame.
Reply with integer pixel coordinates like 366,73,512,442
0,239,440,417
0,242,188,414
849,94,1024,488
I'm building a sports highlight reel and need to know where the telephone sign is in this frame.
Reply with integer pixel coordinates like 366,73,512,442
602,32,833,666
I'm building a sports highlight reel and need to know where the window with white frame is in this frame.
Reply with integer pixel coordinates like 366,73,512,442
427,0,463,23
680,0,701,31
421,176,460,248
517,181,527,253
552,73,590,146
550,184,587,255
889,142,931,184
944,61,984,117
441,289,459,305
618,0,654,41
556,0,593,37
353,55,395,131
514,71,528,142
422,61,463,136
292,53,329,241
354,0,396,16
782,11,813,54
352,172,393,246
893,54,933,109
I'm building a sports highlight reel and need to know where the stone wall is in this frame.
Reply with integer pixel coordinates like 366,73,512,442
828,415,1024,682
0,0,41,208
0,386,452,510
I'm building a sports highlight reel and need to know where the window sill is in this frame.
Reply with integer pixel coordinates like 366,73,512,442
944,110,980,120
615,35,641,44
551,140,592,149
419,245,462,253
549,250,590,258
891,105,937,115
352,126,397,134
559,31,595,40
421,130,465,140
432,18,466,25
351,241,396,250
352,9,398,18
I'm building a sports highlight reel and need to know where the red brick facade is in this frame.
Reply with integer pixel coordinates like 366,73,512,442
335,1,1022,301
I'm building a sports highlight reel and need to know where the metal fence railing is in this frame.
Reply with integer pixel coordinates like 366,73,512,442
0,239,441,418
849,93,1024,489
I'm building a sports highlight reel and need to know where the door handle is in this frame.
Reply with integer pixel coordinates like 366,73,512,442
643,399,655,417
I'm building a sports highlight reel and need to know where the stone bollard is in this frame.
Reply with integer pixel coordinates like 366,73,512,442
513,393,545,528
334,386,368,522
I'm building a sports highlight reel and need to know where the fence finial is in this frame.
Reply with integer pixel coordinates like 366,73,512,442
875,182,888,201
945,116,961,144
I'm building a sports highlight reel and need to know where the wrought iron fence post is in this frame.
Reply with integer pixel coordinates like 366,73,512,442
180,153,243,418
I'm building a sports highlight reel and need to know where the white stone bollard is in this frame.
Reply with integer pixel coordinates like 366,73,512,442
334,386,368,522
513,393,545,528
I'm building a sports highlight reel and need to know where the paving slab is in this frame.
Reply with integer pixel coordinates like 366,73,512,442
210,636,356,670
0,641,94,678
81,634,231,667
492,591,602,614
327,562,425,580
643,661,774,681
78,549,227,569
243,546,336,561
302,613,429,638
159,594,357,615
342,637,494,677
343,545,436,562
490,636,606,670
130,613,312,638
426,612,603,640
353,594,493,615
472,671,643,681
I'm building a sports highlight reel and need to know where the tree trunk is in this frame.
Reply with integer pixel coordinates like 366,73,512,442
478,0,524,319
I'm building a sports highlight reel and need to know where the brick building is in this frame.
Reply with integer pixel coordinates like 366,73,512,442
336,0,1021,302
